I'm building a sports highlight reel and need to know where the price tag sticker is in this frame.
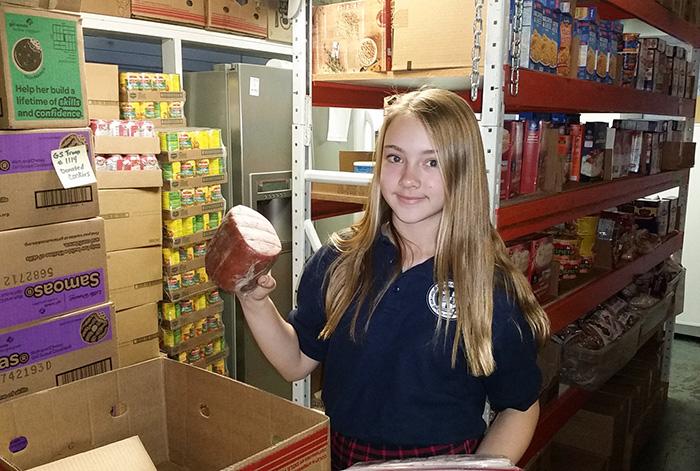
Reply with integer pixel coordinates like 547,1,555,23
51,145,96,189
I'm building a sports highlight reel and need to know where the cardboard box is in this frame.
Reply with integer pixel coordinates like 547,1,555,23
311,151,372,204
206,0,267,38
96,169,163,189
25,436,156,471
312,0,387,74
393,0,486,72
0,4,88,129
84,63,119,120
98,188,162,251
266,0,292,43
551,444,609,471
107,247,162,311
554,393,629,470
0,128,99,231
0,1,80,10
0,358,330,470
0,218,108,330
115,302,159,367
79,0,130,17
131,0,206,28
0,303,116,405
93,135,161,155
661,141,696,170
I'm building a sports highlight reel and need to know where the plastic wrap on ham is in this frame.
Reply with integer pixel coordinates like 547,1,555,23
205,205,282,293
346,455,519,470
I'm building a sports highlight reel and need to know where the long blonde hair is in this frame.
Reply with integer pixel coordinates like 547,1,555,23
320,89,549,376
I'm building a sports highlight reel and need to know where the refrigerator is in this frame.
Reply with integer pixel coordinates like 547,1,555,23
184,63,293,399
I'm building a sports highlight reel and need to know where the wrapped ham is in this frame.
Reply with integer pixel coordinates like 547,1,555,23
205,205,281,293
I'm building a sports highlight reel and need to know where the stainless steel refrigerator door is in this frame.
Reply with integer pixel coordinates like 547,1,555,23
184,65,293,399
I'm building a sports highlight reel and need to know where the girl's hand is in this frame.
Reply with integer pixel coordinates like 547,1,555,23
235,272,277,302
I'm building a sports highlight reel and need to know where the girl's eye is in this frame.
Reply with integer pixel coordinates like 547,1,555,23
386,154,401,163
427,159,439,168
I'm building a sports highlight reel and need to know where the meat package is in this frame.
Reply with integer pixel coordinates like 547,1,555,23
205,205,282,293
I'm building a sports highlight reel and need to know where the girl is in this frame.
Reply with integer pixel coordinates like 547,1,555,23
235,89,550,469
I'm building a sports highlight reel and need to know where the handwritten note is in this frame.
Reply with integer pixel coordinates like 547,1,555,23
51,145,96,188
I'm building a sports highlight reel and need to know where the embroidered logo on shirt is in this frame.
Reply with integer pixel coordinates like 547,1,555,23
427,281,457,320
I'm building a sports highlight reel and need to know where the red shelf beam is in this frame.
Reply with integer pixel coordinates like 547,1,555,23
311,199,364,220
504,67,696,116
544,232,683,333
497,170,689,242
313,82,401,109
580,0,700,48
519,387,593,467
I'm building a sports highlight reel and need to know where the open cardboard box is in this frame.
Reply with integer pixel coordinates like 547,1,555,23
0,358,329,471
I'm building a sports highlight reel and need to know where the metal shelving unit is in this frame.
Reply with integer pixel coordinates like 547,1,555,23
291,0,699,464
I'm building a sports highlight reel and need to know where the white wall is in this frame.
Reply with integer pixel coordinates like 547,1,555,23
676,125,700,337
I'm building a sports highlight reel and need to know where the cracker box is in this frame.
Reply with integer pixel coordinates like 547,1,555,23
574,19,597,81
0,217,108,331
0,4,88,129
0,358,330,470
521,1,560,74
0,302,115,405
312,0,386,74
0,128,98,231
501,120,524,200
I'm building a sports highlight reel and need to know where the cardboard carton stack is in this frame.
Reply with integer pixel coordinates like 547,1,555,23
0,3,117,404
157,127,229,375
84,63,164,368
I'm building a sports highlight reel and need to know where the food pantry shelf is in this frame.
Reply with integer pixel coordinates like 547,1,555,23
504,67,697,116
497,169,689,242
578,0,700,48
545,232,684,333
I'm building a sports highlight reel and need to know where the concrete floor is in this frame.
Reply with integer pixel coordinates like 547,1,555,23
634,334,700,470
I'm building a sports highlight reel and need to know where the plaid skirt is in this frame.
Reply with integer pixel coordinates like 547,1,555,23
331,431,481,470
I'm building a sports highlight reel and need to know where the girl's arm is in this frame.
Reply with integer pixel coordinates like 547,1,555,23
475,401,540,465
236,274,319,382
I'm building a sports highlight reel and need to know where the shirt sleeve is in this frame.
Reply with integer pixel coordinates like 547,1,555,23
287,245,337,362
481,290,542,412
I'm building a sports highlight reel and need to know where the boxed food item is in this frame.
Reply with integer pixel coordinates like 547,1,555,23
0,358,330,470
98,187,162,251
500,120,524,200
107,247,162,311
0,218,108,330
557,10,574,77
580,122,607,182
634,197,670,237
0,128,98,231
115,302,159,367
660,140,696,170
520,120,545,195
568,123,584,181
393,0,486,71
620,33,640,88
664,195,679,232
520,0,560,74
312,0,386,74
528,234,554,302
0,4,88,129
131,0,206,28
594,210,635,269
636,38,665,92
506,239,532,278
0,302,115,405
84,63,119,120
206,0,267,38
574,18,597,81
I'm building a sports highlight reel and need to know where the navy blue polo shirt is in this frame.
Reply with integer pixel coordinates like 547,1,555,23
288,235,541,446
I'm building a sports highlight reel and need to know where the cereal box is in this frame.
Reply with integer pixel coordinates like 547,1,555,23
520,1,560,74
596,21,610,83
557,12,574,77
